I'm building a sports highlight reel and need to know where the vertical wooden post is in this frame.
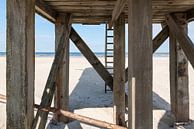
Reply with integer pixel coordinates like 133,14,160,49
6,0,35,129
113,13,126,126
169,13,189,122
128,0,153,129
54,14,72,123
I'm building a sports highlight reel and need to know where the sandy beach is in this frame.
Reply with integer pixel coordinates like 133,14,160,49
0,56,194,129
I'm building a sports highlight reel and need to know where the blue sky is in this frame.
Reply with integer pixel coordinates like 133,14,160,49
1,1,194,53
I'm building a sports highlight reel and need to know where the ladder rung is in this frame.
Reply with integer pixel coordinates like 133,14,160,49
107,28,113,30
106,55,113,57
106,49,114,51
106,42,114,44
107,36,114,38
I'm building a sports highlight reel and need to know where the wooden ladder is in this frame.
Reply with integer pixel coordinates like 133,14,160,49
104,24,114,93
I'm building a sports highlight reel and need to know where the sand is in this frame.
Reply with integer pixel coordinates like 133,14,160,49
0,56,194,129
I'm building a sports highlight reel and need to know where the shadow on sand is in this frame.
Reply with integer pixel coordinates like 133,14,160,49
48,67,194,129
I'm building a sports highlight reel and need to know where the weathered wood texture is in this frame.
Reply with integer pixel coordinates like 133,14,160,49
153,25,169,53
35,0,57,23
128,0,153,129
35,0,194,24
6,0,35,129
169,13,189,122
54,14,71,123
166,14,194,69
109,0,127,28
125,26,169,82
32,14,72,129
34,104,127,129
113,13,126,126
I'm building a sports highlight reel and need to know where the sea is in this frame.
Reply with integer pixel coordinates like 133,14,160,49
0,52,169,57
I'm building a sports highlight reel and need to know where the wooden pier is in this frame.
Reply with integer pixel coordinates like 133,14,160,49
6,0,194,129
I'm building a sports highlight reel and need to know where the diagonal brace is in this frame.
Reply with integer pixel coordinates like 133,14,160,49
166,14,194,69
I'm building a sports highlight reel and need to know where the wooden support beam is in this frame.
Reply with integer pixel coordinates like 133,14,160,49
125,26,169,82
109,0,127,28
153,25,169,53
34,104,127,129
70,27,113,90
128,0,153,129
169,13,189,122
6,0,35,129
31,15,72,129
113,13,126,126
54,14,72,123
166,14,194,69
35,0,57,23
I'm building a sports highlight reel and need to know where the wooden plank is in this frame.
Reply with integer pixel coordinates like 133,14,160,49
166,14,194,69
125,26,169,82
34,104,127,129
6,0,35,129
153,25,169,53
35,0,57,23
33,0,194,24
169,28,177,119
54,14,72,123
128,78,136,129
31,14,72,129
113,13,126,126
128,0,153,129
109,0,127,28
169,13,189,122
43,0,194,6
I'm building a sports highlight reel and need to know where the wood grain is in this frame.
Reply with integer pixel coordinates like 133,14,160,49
6,0,35,129
166,14,194,69
169,13,189,122
35,0,194,24
113,13,126,126
54,14,72,123
128,0,153,128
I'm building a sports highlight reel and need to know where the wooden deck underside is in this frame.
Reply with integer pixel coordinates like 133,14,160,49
39,0,194,24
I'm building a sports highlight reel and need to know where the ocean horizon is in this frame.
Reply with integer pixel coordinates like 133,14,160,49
0,52,169,57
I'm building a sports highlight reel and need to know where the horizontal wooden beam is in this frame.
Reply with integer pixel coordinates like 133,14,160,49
166,14,194,69
109,0,127,28
125,26,169,81
43,0,194,6
34,104,127,129
35,0,57,23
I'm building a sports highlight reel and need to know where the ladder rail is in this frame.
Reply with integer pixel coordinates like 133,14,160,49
104,24,114,93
